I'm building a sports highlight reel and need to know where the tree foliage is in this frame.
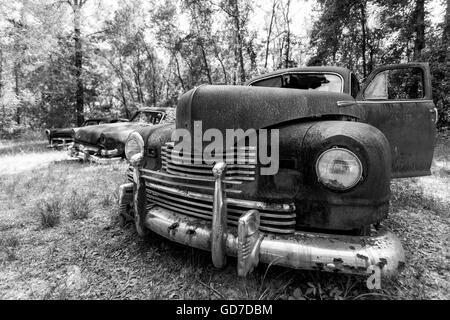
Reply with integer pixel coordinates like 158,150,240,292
0,0,448,137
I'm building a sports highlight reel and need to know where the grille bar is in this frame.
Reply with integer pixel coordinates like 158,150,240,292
145,183,296,234
161,142,257,182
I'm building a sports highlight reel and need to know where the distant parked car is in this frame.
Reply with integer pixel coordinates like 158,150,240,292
69,107,176,163
45,118,128,149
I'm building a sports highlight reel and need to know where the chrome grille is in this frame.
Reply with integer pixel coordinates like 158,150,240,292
161,142,256,182
127,167,133,182
143,177,296,234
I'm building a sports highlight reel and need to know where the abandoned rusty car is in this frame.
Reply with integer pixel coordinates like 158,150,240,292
69,107,176,163
45,117,128,149
118,63,437,278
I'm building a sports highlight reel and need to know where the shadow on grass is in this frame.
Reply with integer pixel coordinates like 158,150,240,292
391,179,450,218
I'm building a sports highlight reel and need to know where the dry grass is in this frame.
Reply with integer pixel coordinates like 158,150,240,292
37,197,63,228
0,138,48,157
0,133,449,300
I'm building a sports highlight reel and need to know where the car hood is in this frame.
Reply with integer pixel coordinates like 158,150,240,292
177,85,364,133
47,128,73,139
74,122,152,145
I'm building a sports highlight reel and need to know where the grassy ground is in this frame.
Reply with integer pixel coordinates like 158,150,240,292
0,135,448,300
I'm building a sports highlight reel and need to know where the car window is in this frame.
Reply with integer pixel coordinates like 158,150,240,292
251,73,343,93
161,109,176,124
364,67,425,100
132,111,164,124
251,76,282,87
84,121,98,126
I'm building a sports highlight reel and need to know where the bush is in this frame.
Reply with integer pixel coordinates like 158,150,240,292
66,190,90,220
37,197,62,228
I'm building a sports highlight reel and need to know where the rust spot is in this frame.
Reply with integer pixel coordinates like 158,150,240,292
186,229,196,235
333,258,344,264
356,254,369,261
377,258,388,268
315,262,324,270
349,246,356,250
168,222,179,231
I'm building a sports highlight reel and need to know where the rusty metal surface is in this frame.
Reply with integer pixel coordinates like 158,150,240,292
46,118,127,148
143,119,392,231
141,204,405,278
294,120,392,230
132,64,436,233
68,146,122,164
176,85,365,138
356,63,436,177
73,108,175,158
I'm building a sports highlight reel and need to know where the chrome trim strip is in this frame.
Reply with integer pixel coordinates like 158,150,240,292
140,168,243,185
164,163,256,176
141,174,242,194
161,156,257,169
358,99,434,104
146,189,296,219
145,182,294,212
146,195,295,226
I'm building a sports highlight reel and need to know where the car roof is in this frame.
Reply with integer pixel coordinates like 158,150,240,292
137,107,172,113
246,66,352,85
84,118,110,122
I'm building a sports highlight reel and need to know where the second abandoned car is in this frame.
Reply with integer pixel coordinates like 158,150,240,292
45,118,128,149
69,107,175,162
119,63,437,278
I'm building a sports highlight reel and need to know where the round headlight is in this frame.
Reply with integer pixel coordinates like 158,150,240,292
125,132,145,166
315,148,363,191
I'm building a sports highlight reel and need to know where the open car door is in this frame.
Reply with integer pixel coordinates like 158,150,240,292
357,63,437,178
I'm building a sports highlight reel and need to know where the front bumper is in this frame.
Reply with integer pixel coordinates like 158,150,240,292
68,144,122,164
47,138,73,149
119,163,405,278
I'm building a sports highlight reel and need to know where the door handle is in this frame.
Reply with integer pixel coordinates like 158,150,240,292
337,101,356,107
430,108,438,124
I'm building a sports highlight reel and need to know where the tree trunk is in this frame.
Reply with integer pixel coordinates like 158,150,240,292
120,82,129,118
444,0,450,47
359,1,367,78
199,41,213,84
413,0,425,61
264,0,277,69
0,48,3,134
213,41,228,84
149,55,157,108
229,0,246,84
14,62,20,124
73,0,84,126
174,54,185,91
284,0,291,68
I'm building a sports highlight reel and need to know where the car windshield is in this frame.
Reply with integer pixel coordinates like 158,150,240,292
251,73,343,93
84,120,99,126
132,111,165,124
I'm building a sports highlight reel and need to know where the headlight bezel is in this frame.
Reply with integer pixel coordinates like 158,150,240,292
125,132,145,167
315,147,364,192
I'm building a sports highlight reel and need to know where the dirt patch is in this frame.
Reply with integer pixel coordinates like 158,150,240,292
0,149,71,175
